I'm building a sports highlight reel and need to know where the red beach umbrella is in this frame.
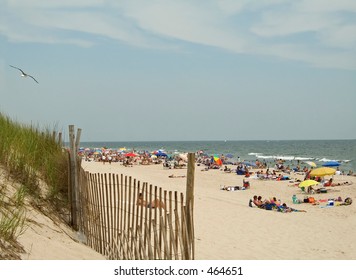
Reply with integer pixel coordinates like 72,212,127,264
124,152,137,157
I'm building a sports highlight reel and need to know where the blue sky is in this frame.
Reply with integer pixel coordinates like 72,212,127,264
1,0,356,141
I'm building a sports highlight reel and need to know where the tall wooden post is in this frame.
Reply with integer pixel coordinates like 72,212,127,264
185,152,195,259
58,132,62,146
69,125,76,229
75,128,82,231
69,125,81,231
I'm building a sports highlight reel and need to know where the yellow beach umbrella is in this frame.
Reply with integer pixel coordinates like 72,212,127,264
305,161,316,167
310,167,336,177
299,180,319,188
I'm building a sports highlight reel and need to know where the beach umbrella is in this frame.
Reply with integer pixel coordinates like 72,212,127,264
213,155,223,166
299,180,320,188
155,151,168,157
310,167,336,177
225,153,234,158
125,152,137,157
305,161,317,167
322,161,340,167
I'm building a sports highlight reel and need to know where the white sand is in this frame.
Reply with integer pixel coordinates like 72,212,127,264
0,168,105,260
17,205,106,260
4,160,355,260
82,161,356,260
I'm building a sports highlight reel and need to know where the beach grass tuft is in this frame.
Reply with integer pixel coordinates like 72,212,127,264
0,112,69,244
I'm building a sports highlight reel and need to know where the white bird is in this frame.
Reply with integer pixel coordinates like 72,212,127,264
9,65,39,83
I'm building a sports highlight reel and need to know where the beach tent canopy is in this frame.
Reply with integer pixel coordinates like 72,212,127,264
322,161,340,167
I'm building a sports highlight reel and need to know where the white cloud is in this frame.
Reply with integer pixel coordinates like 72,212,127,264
250,11,333,37
319,24,356,49
1,0,356,69
118,1,247,51
297,0,356,13
6,0,104,8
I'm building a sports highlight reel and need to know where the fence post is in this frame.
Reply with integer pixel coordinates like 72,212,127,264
185,152,195,259
69,125,81,231
75,128,82,232
58,132,62,146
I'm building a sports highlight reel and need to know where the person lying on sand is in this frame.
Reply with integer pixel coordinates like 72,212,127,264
321,178,351,187
278,203,306,213
339,197,352,206
137,193,165,209
221,186,245,191
250,196,305,212
323,178,334,187
168,174,186,178
223,166,232,173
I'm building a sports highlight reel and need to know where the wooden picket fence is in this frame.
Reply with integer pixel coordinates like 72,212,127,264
76,168,194,260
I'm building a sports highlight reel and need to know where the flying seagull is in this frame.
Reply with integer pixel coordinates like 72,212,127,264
9,65,39,83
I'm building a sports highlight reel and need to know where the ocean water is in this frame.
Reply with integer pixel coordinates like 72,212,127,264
79,139,356,172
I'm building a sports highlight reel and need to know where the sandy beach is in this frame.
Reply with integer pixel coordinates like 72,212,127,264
4,159,355,260
0,167,105,260
81,160,356,260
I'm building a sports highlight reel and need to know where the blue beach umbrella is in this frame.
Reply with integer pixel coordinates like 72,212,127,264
322,161,340,167
155,151,168,157
225,153,234,158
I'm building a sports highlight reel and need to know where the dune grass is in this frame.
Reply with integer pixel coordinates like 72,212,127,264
0,184,27,241
0,112,69,244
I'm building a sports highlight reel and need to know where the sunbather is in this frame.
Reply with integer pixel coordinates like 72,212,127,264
249,195,262,207
168,174,186,178
269,197,281,206
339,197,352,206
223,166,232,173
323,178,333,187
278,203,306,213
250,195,270,208
137,193,165,209
221,186,244,191
243,179,250,188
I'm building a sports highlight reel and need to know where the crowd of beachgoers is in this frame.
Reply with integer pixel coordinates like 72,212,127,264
80,148,283,172
79,147,356,259
79,147,355,177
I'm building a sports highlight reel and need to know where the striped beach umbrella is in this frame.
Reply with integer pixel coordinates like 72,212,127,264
214,155,223,166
